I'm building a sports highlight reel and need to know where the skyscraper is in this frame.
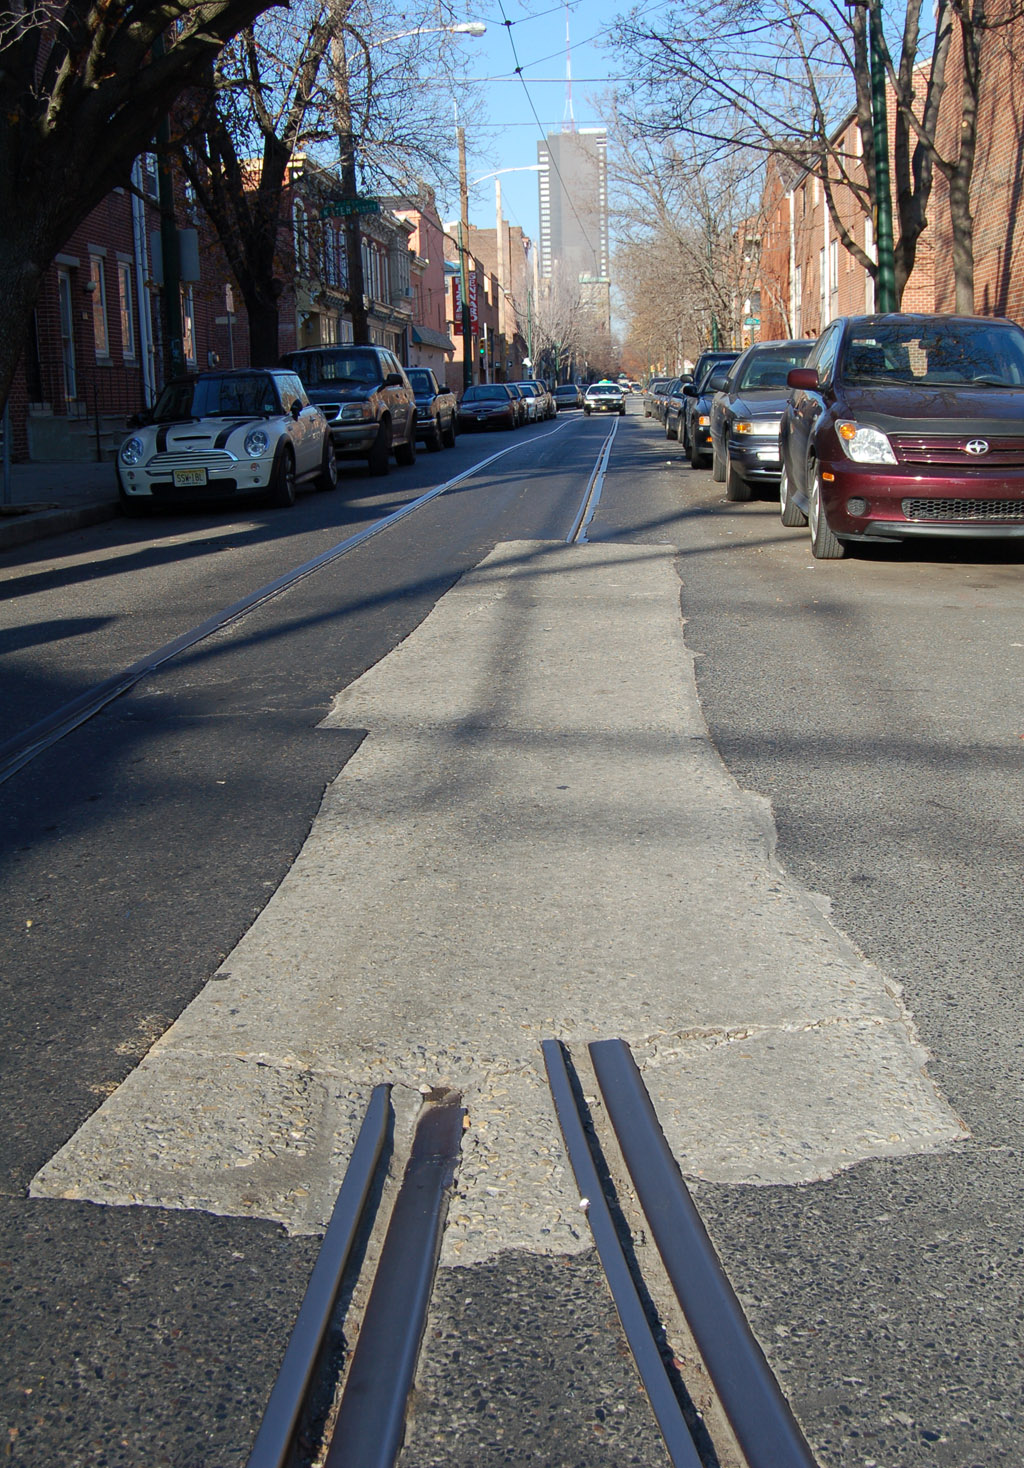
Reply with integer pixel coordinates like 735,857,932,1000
537,128,610,333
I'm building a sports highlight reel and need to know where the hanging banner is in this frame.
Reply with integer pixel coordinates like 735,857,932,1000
452,272,479,335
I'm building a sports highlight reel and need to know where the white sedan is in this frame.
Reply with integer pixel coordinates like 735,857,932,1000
116,368,336,514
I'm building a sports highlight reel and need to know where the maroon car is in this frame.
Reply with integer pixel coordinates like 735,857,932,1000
779,313,1024,558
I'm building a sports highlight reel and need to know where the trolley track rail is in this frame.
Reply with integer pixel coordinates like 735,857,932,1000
248,1040,817,1468
0,418,617,788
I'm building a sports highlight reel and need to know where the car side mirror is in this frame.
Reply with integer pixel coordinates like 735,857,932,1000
127,410,151,428
290,400,302,420
383,372,405,388
707,372,729,391
788,367,819,390
682,384,697,398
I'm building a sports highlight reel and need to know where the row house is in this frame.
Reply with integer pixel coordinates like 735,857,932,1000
6,154,459,461
758,17,1024,342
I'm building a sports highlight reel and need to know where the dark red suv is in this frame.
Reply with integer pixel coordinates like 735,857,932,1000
779,313,1024,558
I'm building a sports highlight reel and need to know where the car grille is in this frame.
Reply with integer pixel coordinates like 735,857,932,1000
148,450,236,470
902,496,1024,521
316,403,343,421
891,434,1024,468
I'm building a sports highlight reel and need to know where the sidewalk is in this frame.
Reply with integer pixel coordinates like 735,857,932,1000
0,460,120,552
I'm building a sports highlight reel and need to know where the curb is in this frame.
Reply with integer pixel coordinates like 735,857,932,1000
0,500,120,552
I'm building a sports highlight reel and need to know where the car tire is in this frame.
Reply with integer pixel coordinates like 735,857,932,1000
442,414,456,447
268,444,297,507
619,406,626,415
425,419,443,452
367,420,392,476
396,425,416,463
779,461,807,526
725,452,752,501
689,435,707,469
809,466,847,558
711,440,726,482
584,407,591,415
665,416,676,439
315,438,338,492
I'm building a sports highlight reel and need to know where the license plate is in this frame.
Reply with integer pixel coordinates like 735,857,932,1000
173,467,208,487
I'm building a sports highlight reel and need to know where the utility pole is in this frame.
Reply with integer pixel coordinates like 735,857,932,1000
867,0,896,310
458,126,474,390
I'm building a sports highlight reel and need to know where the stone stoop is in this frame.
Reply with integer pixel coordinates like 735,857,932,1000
26,408,126,463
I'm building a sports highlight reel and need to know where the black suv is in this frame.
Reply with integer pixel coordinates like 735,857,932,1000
404,367,458,450
279,345,416,476
682,350,741,465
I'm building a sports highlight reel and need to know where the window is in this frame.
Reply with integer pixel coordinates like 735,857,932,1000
117,261,135,359
180,285,196,365
89,256,109,358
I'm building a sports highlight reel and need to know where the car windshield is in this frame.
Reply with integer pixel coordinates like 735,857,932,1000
405,369,434,392
554,385,577,395
152,373,279,421
282,351,380,387
517,384,538,396
736,346,813,392
587,385,620,397
841,321,1024,387
695,356,737,389
463,385,509,401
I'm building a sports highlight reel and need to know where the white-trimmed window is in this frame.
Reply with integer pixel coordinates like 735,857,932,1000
117,260,136,359
89,256,109,358
180,285,196,365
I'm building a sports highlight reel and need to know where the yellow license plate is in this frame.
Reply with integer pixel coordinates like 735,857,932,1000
173,467,208,487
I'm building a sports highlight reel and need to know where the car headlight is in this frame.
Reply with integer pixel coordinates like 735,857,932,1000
835,419,897,463
341,403,372,422
120,436,145,465
244,428,270,457
734,418,781,435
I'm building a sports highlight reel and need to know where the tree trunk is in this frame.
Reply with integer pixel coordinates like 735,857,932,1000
949,173,976,313
0,211,63,413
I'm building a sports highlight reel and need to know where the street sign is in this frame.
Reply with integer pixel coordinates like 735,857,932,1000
320,198,380,219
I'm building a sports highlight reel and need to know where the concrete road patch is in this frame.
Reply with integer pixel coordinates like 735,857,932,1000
33,541,966,1254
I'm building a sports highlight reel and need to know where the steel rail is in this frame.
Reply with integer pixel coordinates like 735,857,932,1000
589,1038,819,1468
541,1039,704,1468
0,429,569,788
566,416,620,543
246,1084,392,1468
323,1090,464,1468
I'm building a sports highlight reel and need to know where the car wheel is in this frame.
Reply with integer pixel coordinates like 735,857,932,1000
268,444,297,507
725,452,752,501
665,416,676,439
711,440,726,482
425,418,442,452
779,461,807,526
809,466,847,558
118,488,150,518
689,436,707,469
442,413,456,447
619,406,626,415
395,429,416,466
367,419,392,476
315,437,338,492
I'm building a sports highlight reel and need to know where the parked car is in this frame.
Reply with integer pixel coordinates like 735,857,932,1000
511,381,538,423
404,366,457,451
584,382,626,416
516,380,556,418
662,375,695,440
708,339,815,500
553,383,584,410
457,383,519,430
680,350,742,460
116,368,335,514
644,378,673,418
278,344,416,476
780,312,1024,558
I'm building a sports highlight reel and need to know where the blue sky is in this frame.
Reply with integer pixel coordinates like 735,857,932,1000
451,0,627,244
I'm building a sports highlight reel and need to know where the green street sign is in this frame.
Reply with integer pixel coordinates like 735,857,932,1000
320,198,380,219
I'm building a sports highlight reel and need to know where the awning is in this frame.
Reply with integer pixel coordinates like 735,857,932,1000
411,324,455,352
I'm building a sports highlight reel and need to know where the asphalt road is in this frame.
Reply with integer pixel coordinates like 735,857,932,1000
2,404,1023,1466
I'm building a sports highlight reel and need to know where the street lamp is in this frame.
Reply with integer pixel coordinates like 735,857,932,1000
848,0,896,311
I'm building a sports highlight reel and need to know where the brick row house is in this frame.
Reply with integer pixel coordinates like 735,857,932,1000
5,158,462,462
758,13,1024,341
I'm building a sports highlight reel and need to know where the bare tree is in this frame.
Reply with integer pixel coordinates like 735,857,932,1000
609,115,763,367
0,0,278,408
176,0,479,360
611,0,977,306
